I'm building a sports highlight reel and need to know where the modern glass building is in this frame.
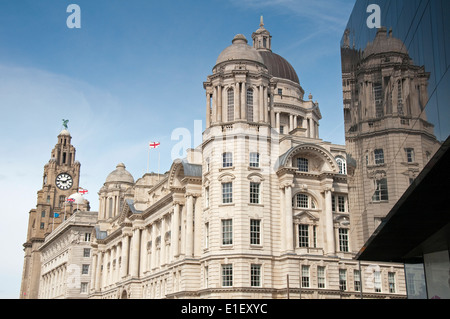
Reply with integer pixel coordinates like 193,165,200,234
341,0,450,299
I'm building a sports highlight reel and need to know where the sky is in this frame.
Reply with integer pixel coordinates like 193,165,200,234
0,0,356,298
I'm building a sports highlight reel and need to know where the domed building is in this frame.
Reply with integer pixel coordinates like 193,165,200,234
88,19,407,299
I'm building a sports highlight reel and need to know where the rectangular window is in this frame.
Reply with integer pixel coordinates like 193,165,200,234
296,194,309,208
249,152,260,167
80,282,88,293
397,81,404,115
82,264,89,275
338,196,346,212
374,149,384,165
204,266,209,288
227,89,234,122
250,219,261,245
332,195,336,211
374,82,383,118
222,182,233,204
205,222,209,249
373,178,389,201
406,148,415,163
40,222,45,229
222,152,233,168
278,88,283,95
297,158,309,172
84,233,91,242
41,211,46,218
298,224,309,248
247,89,254,122
279,126,284,134
354,270,361,292
205,187,209,208
339,228,349,252
83,248,91,257
301,265,310,288
251,264,261,287
222,219,233,245
388,272,396,293
222,264,233,287
318,266,326,289
339,269,347,291
374,271,382,292
250,182,260,204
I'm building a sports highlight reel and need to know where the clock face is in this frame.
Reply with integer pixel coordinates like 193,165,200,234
55,173,73,190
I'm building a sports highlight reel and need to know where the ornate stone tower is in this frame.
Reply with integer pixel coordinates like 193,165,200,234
20,123,85,299
341,28,441,251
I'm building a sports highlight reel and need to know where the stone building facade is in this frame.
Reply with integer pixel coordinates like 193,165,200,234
341,27,441,251
38,211,97,299
88,20,407,299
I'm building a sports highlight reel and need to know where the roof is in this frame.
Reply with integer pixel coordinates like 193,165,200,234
181,160,202,177
105,163,134,184
357,136,450,263
259,51,300,84
216,34,265,66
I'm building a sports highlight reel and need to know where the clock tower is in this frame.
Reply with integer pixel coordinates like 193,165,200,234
20,124,87,299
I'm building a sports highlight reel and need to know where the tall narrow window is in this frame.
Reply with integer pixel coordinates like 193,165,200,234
388,272,396,293
297,158,309,172
405,148,415,163
205,222,209,249
249,152,260,167
250,219,261,245
251,264,261,287
339,228,349,252
222,182,233,204
250,182,260,204
374,271,382,292
373,178,389,201
298,224,309,247
222,152,233,168
354,270,361,292
374,149,384,165
296,194,309,208
247,88,254,122
336,157,347,174
205,187,209,208
301,265,310,288
227,89,234,122
373,82,383,118
338,196,346,212
222,219,233,245
397,81,404,115
318,266,326,288
339,269,347,291
222,264,233,287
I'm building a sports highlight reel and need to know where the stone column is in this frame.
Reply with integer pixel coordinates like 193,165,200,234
294,115,298,129
171,203,180,259
289,115,293,132
91,251,98,291
102,250,110,289
116,243,122,282
241,82,246,120
259,85,264,123
194,196,202,256
160,217,166,266
121,235,129,278
95,251,102,290
140,227,148,276
109,246,115,286
276,112,280,132
130,228,141,277
324,188,335,255
217,85,222,122
235,82,240,120
284,184,294,252
206,92,211,128
151,223,157,270
270,91,275,126
212,87,217,123
263,86,268,123
185,195,194,258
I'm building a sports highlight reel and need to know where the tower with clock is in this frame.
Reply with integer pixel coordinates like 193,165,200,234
20,124,89,299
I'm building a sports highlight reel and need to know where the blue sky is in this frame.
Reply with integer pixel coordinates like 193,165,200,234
0,0,355,298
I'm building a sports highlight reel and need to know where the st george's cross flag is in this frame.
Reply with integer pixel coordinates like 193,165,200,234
78,187,88,195
149,141,160,149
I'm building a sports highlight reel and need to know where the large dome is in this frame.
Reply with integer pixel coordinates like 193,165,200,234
363,27,408,58
105,163,134,184
216,34,265,66
259,51,300,84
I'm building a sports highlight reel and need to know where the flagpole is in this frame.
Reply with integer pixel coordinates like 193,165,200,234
158,149,160,182
147,144,150,174
64,198,66,221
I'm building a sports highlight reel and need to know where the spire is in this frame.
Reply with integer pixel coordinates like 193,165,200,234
252,16,272,51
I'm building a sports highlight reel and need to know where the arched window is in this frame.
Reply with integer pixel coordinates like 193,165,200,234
336,157,347,175
227,89,234,122
247,88,254,122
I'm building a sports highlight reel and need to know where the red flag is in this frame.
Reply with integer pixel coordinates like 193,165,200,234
66,198,75,202
78,188,88,195
149,142,160,149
